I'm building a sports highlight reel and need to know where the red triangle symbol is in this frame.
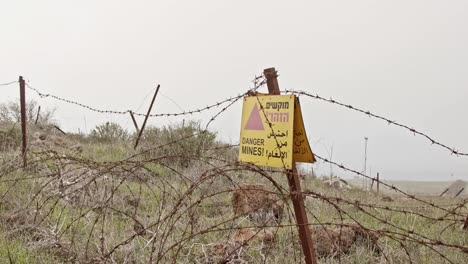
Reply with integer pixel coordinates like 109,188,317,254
244,104,264,130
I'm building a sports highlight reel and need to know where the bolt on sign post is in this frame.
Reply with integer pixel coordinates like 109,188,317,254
238,68,318,264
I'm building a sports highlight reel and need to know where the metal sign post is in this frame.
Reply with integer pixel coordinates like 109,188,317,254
19,76,27,168
264,68,318,264
238,68,318,263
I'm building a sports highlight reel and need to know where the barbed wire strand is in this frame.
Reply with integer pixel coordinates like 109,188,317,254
314,153,466,218
0,80,18,87
0,74,465,263
286,89,468,157
25,81,246,118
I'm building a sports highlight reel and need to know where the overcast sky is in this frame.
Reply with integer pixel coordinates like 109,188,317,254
1,0,467,181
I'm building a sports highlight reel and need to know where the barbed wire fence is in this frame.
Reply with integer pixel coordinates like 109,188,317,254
0,74,467,263
284,90,468,157
24,82,251,118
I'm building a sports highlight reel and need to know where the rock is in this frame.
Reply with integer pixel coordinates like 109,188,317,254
133,220,147,236
123,195,140,208
207,241,243,264
381,196,394,202
232,228,275,245
206,228,274,263
310,224,380,258
71,144,83,153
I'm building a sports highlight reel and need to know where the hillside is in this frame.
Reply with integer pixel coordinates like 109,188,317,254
0,119,467,263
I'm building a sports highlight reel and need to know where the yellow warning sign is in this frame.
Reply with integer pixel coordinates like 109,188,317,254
239,95,315,169
293,96,316,163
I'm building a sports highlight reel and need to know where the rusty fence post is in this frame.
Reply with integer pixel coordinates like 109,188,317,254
19,76,27,168
54,125,67,135
439,188,449,197
376,172,380,194
129,110,140,134
263,67,318,264
35,105,41,125
454,187,465,198
134,85,160,149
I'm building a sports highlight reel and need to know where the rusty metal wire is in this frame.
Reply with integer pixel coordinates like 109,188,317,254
314,153,466,218
285,89,468,157
25,82,128,114
0,75,467,263
1,146,466,263
0,80,17,87
24,79,265,118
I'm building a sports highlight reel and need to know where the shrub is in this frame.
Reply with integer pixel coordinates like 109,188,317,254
142,120,217,167
0,100,56,151
0,122,21,151
89,122,129,143
0,99,56,126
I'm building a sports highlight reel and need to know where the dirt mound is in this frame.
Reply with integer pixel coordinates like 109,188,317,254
231,227,275,245
31,130,83,153
206,228,275,263
232,184,284,224
1,208,33,228
311,224,380,258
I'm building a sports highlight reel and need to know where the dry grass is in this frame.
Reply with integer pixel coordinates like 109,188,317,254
0,127,467,263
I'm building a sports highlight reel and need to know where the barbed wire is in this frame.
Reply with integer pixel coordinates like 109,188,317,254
240,87,463,259
24,82,251,118
240,88,467,261
302,189,467,263
314,153,466,218
305,191,465,224
0,80,17,87
1,148,465,263
25,82,129,114
285,89,468,157
9,79,467,160
1,75,467,263
192,143,467,210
